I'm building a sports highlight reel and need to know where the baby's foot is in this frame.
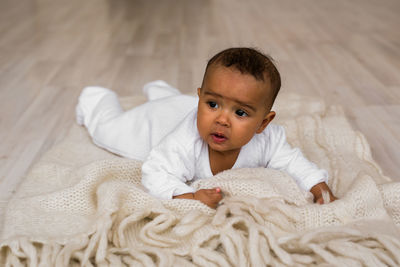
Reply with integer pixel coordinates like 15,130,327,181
75,103,85,126
75,86,118,127
142,80,181,101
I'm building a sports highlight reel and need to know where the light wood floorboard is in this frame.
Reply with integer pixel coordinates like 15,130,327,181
1,0,399,205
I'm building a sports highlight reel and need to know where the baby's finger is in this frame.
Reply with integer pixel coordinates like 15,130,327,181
214,187,224,199
202,189,217,196
204,188,221,194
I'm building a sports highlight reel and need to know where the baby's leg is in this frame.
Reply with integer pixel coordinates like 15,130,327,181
76,86,137,158
76,82,197,160
142,80,181,101
76,81,180,128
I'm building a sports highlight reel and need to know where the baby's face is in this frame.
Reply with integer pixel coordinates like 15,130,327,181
197,66,275,155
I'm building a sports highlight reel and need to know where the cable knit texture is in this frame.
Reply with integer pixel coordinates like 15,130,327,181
1,93,399,266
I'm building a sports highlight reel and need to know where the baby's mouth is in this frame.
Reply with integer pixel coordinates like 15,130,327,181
211,133,227,143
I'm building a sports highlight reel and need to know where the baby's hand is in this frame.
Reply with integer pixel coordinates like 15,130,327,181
194,188,223,209
310,182,337,204
314,193,338,204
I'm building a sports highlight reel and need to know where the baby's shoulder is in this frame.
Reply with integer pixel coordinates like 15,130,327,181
156,109,200,152
258,123,285,140
249,124,287,154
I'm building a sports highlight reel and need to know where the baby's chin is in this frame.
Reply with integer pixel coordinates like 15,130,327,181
207,142,241,154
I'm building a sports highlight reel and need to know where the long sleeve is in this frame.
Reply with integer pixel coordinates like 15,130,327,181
141,138,197,199
141,109,200,199
266,125,328,191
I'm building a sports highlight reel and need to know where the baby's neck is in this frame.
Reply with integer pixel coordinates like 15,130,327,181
208,147,240,175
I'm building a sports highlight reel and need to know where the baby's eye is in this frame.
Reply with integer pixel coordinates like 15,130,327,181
207,101,218,109
235,109,248,117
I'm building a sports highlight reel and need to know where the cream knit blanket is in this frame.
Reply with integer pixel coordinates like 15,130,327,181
1,93,400,266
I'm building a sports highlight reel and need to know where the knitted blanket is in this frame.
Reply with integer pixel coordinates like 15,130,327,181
1,93,400,266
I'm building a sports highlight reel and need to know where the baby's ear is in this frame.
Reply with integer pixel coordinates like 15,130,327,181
256,111,275,134
197,88,201,97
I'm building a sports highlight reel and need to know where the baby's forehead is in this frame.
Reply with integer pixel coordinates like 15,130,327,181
210,65,271,88
204,65,274,107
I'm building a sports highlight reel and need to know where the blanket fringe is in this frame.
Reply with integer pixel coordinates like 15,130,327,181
2,211,400,266
2,193,400,266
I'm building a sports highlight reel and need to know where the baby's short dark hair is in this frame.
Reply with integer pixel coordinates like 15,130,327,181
203,47,281,106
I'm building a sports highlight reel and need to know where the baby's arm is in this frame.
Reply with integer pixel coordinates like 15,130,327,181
142,134,223,208
142,141,196,199
173,188,223,209
267,125,337,204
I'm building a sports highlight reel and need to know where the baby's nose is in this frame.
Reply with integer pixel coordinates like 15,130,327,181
216,113,230,126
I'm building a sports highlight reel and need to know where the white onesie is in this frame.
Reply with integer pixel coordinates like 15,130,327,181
76,81,328,200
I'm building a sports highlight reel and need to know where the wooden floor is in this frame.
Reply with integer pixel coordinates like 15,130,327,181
1,0,399,204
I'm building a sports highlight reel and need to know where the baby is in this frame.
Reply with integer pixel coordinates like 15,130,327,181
76,47,337,209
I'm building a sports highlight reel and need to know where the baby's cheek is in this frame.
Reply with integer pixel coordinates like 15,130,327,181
237,124,258,144
196,116,205,134
197,121,209,141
